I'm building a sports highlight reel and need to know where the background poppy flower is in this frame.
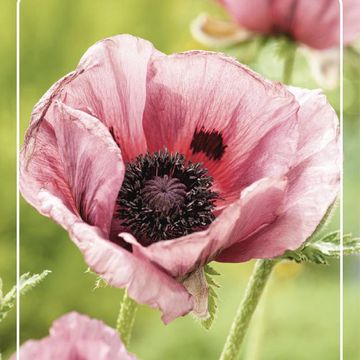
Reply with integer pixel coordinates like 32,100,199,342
20,35,339,323
192,0,360,88
11,312,136,360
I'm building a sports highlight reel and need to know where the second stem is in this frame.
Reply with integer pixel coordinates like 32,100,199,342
116,290,138,347
219,259,277,360
283,43,297,84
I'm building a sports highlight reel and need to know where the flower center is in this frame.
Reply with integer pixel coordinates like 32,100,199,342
142,175,187,214
116,149,218,246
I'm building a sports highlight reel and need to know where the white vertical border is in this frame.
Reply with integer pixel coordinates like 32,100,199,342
339,1,344,360
16,1,21,359
14,1,346,359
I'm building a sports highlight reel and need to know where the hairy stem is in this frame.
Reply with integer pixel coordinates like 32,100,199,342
116,290,138,347
243,273,271,360
219,259,277,360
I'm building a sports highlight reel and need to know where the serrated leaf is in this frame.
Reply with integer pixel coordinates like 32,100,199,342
201,264,220,330
343,235,360,255
206,275,220,288
281,231,360,265
204,264,220,276
18,271,51,296
0,270,51,323
312,232,360,257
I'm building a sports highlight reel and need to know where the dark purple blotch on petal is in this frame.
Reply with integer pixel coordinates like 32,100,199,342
190,127,227,161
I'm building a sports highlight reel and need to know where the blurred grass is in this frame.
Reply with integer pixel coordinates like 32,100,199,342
344,47,360,359
0,0,16,356
0,0,359,359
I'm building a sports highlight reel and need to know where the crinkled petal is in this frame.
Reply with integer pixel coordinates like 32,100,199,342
27,34,164,162
37,190,193,323
217,87,340,262
121,177,287,277
21,101,192,322
218,110,298,207
143,51,298,203
21,102,124,235
191,13,254,48
12,312,137,360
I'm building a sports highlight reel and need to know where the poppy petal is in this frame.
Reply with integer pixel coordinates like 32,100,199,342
37,190,193,324
21,102,124,235
143,51,298,203
217,87,339,261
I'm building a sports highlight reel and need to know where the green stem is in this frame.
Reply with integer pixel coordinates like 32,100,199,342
116,290,138,347
283,44,296,84
219,259,277,360
243,297,265,360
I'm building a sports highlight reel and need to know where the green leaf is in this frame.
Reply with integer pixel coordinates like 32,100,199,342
18,271,51,296
281,231,360,265
201,264,220,330
0,270,51,323
204,264,220,276
343,234,360,256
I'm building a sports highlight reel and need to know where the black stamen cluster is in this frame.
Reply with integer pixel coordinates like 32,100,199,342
116,149,218,246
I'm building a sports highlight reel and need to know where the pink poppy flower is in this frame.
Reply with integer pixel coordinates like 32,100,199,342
20,35,339,323
192,0,360,88
11,312,136,360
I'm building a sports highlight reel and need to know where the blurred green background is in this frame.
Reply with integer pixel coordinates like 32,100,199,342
0,0,16,357
0,0,359,359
